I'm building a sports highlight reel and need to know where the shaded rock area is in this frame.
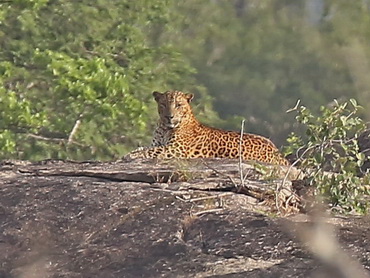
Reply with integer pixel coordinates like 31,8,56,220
0,159,369,278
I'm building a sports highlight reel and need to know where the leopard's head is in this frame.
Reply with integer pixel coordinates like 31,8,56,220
153,91,194,129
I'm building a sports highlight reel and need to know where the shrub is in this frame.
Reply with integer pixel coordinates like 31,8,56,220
285,99,370,214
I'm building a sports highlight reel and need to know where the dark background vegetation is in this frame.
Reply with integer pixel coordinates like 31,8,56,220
1,0,370,160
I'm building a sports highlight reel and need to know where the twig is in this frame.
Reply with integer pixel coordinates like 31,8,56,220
286,99,301,113
280,141,321,186
26,133,85,147
193,208,224,216
188,193,233,203
276,143,316,212
68,115,83,145
27,133,65,143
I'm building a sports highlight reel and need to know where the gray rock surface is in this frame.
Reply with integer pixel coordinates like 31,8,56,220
0,159,369,278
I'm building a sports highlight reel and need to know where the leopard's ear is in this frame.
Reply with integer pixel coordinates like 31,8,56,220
152,91,162,101
185,93,194,103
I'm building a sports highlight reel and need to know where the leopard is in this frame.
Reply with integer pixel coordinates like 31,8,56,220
125,90,290,166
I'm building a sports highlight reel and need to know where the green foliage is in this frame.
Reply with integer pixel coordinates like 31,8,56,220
2,0,370,163
0,0,206,160
168,1,370,144
285,99,370,214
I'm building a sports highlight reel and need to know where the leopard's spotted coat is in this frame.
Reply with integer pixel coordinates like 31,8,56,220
125,91,289,166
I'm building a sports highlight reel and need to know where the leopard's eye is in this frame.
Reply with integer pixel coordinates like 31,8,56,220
175,103,182,109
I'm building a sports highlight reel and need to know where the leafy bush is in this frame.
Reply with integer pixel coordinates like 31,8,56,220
0,0,204,160
285,99,370,214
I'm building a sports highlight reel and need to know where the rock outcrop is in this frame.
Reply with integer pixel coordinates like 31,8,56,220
0,159,369,278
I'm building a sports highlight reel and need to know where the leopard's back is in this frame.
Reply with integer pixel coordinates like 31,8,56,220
168,125,290,165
